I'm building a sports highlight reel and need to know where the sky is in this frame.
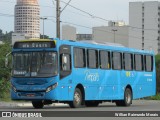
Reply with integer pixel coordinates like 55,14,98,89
0,0,160,38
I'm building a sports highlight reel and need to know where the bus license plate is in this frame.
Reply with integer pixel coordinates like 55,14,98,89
26,94,35,97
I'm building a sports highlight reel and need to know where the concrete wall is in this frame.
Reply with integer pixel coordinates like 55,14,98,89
129,1,160,54
93,26,129,47
144,2,158,53
129,2,143,50
62,25,76,40
12,33,26,45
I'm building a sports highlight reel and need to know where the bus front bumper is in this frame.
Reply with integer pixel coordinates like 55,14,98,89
11,90,58,101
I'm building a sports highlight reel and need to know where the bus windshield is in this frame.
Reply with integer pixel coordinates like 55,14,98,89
12,52,58,77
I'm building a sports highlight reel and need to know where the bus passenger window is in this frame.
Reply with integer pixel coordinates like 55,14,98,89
123,53,133,71
134,54,143,71
145,55,153,72
87,49,98,69
74,48,86,68
112,52,122,70
99,51,110,69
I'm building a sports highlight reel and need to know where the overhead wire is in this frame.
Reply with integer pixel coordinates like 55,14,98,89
0,0,160,43
0,12,159,42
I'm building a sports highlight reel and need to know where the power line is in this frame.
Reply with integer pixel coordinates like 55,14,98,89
1,0,160,31
61,0,72,14
60,20,159,42
0,1,160,42
60,0,160,31
1,0,157,31
0,13,14,17
60,0,110,22
0,12,159,42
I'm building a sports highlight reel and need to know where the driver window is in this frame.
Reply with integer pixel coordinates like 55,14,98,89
60,54,71,71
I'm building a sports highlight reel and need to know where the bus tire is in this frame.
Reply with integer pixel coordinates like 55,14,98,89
116,88,132,107
69,88,82,108
85,101,99,107
32,101,44,109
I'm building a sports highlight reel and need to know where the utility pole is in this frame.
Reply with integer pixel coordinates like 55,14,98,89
56,0,61,39
40,17,47,39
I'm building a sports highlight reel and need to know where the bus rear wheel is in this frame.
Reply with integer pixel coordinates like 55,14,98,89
116,88,132,107
32,101,44,109
69,88,82,108
85,101,99,107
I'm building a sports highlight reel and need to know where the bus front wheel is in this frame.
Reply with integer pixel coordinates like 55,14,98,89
32,101,44,109
116,88,132,107
69,88,82,108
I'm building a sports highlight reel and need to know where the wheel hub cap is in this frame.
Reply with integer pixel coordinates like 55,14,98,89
74,92,81,104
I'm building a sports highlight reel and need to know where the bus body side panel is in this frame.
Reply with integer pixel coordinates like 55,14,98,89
120,70,156,99
98,70,122,100
72,68,122,101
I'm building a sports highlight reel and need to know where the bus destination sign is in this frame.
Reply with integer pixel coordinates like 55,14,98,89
14,41,56,49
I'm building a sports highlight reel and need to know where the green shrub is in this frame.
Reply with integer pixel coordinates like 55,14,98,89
0,43,11,101
150,94,160,100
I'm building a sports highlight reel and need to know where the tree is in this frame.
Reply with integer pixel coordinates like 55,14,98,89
40,34,49,39
0,43,11,99
0,29,12,44
156,54,160,93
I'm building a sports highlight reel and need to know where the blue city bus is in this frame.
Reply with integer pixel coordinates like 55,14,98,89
11,39,156,108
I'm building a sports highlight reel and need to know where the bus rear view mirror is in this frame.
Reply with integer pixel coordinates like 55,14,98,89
5,52,11,68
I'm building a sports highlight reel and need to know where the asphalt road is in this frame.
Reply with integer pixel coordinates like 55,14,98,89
0,100,160,118
0,100,160,111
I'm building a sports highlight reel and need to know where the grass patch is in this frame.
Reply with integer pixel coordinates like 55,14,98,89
0,92,12,102
149,94,160,100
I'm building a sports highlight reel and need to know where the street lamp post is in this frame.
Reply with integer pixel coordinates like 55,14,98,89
40,17,47,39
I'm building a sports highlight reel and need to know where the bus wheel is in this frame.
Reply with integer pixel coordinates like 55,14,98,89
85,101,99,107
32,101,44,109
116,88,132,107
69,88,82,108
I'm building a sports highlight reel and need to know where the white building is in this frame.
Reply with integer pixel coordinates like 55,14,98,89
14,0,40,39
93,21,129,47
12,33,29,45
62,25,76,40
76,34,92,41
129,1,160,54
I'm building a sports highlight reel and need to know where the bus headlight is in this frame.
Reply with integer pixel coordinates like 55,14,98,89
46,83,58,93
12,84,17,92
